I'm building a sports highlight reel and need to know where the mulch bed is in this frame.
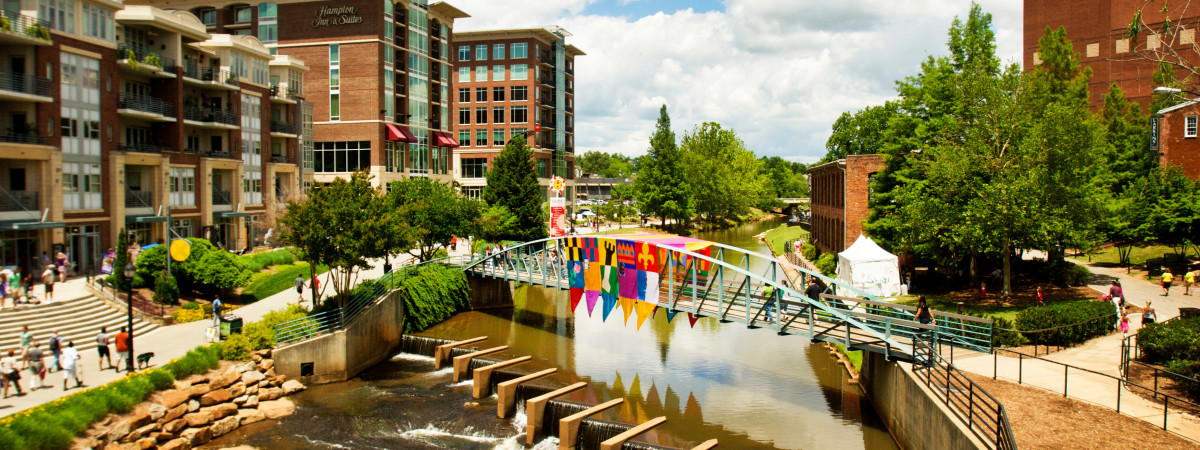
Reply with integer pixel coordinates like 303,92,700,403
966,373,1198,449
1125,363,1200,416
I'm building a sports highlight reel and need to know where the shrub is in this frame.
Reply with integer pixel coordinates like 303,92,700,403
171,308,204,323
815,253,837,276
153,271,180,305
802,243,819,262
221,333,253,361
1137,317,1200,364
194,250,251,291
182,301,201,310
986,315,1026,347
396,264,470,333
238,248,297,272
1014,300,1114,346
1165,359,1200,398
1016,258,1091,287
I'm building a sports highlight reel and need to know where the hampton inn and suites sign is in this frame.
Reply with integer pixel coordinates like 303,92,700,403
312,5,363,28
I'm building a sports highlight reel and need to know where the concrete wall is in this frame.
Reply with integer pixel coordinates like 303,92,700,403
274,289,406,384
859,352,984,450
466,274,517,310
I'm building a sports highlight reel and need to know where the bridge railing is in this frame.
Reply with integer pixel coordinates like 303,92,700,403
913,336,1018,450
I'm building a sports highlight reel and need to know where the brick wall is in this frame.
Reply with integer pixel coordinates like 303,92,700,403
1159,103,1200,178
844,154,885,250
806,155,885,254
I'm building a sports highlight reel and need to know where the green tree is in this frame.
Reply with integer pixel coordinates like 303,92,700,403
823,102,901,164
1124,167,1200,257
385,177,479,261
635,105,692,226
483,134,547,242
475,204,518,243
681,122,764,225
608,183,636,228
278,171,390,305
110,228,132,291
153,271,180,306
578,150,611,177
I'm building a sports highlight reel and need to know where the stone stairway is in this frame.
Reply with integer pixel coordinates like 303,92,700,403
0,295,160,353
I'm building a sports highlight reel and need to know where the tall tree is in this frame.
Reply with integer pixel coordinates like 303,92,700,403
823,102,901,164
385,177,478,262
681,122,764,225
634,105,692,225
608,183,635,228
483,134,547,242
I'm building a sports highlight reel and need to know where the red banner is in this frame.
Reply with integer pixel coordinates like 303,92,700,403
550,196,566,237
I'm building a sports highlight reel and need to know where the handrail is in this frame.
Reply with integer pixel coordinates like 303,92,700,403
914,336,1018,450
0,71,52,97
0,11,52,42
119,94,176,117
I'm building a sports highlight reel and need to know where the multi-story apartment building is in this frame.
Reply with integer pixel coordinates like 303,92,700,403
451,27,583,206
0,1,310,273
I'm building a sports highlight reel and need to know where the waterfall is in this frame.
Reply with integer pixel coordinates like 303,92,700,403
543,400,592,428
399,335,459,356
575,418,633,449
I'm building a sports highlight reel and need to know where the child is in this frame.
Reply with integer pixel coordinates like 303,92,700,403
1035,286,1045,307
980,282,987,299
1119,314,1131,337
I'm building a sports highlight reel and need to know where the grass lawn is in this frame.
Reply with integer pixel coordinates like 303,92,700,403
833,343,863,372
763,224,810,255
1083,243,1189,266
892,294,1096,322
239,261,329,303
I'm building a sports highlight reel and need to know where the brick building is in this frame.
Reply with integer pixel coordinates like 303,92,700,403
1154,99,1200,178
806,155,884,254
1,2,309,273
451,27,582,205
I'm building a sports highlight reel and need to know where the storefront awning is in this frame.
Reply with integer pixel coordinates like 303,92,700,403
433,131,460,148
214,211,251,218
126,215,168,223
386,123,417,143
0,220,66,230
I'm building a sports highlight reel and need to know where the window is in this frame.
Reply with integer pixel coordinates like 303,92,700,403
476,45,488,61
171,219,195,238
475,66,487,82
538,160,547,177
493,43,505,60
458,46,470,61
462,158,488,178
458,108,470,125
459,130,471,148
493,106,505,124
475,108,488,124
40,0,74,33
314,141,372,172
383,0,392,16
258,3,277,18
330,69,339,88
463,186,483,200
329,45,340,64
475,129,487,146
493,65,505,82
1188,116,1198,138
475,87,487,103
493,86,506,102
511,64,528,80
511,43,527,59
511,86,528,101
170,167,196,206
458,88,470,103
330,94,340,120
458,66,470,82
199,9,216,26
385,141,404,172
259,24,278,43
511,106,528,123
493,129,506,146
234,6,252,23
82,3,114,40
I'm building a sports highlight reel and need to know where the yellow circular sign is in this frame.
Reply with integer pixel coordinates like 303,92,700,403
550,176,565,194
170,239,191,262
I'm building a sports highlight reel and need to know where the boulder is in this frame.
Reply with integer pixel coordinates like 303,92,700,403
201,403,238,420
236,408,266,425
102,442,140,450
144,403,167,421
105,420,133,443
151,431,175,442
158,437,191,450
259,387,282,401
183,412,212,427
246,384,259,395
281,380,306,395
240,370,265,386
233,394,249,405
257,398,296,419
163,419,188,434
180,427,212,446
255,349,272,359
199,388,232,406
162,404,189,423
187,399,200,412
243,395,259,408
123,423,159,442
135,437,156,449
258,359,274,371
210,415,241,437
228,381,246,398
128,411,152,429
236,361,257,373
187,383,210,399
251,353,262,362
211,368,241,389
265,368,277,379
158,389,189,409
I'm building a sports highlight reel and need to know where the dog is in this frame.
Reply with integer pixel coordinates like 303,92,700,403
136,352,155,369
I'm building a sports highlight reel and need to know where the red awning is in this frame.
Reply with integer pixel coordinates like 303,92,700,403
441,131,460,148
433,131,460,148
385,123,417,143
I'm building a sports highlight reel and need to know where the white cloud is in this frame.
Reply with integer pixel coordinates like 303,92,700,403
449,0,1022,160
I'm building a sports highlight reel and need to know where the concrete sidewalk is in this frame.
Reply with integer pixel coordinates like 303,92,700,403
0,246,471,418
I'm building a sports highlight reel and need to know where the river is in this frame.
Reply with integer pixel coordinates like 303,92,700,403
205,218,897,449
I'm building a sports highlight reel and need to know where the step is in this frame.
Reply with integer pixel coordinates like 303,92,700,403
0,301,137,335
0,308,157,345
0,296,98,326
0,319,159,352
8,322,159,354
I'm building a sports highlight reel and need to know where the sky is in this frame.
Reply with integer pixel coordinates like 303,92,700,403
449,0,1024,163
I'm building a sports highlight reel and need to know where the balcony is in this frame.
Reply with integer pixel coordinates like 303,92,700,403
539,73,556,88
202,149,235,159
212,189,232,206
539,118,557,129
125,189,153,208
120,142,172,154
269,85,298,104
539,96,556,109
0,131,46,145
270,155,292,164
0,12,53,46
118,94,177,122
269,120,297,137
117,46,176,78
183,106,239,129
0,190,37,212
182,62,239,90
538,51,555,67
0,71,52,102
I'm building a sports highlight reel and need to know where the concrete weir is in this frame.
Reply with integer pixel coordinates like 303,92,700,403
274,289,407,384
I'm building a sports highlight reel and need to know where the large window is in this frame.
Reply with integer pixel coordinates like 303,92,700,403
493,129,505,146
493,43,506,60
493,86,506,102
314,141,372,172
40,0,73,33
475,108,488,125
1188,116,1198,138
458,108,470,125
511,106,528,123
511,64,528,81
458,66,470,82
511,43,527,59
170,167,196,206
234,6,252,23
493,106,505,124
330,45,340,121
475,65,487,82
458,130,471,148
330,94,340,120
511,86,528,101
462,158,488,178
458,87,470,103
171,219,195,239
475,87,487,103
493,65,505,82
475,44,488,60
463,186,483,200
475,130,487,146
242,94,263,205
199,9,216,26
458,45,470,61
258,3,277,42
82,3,114,40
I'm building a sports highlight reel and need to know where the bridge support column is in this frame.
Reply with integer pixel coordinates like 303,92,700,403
466,274,517,310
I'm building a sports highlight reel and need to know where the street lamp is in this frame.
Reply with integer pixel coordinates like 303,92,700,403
123,262,135,374
1155,86,1183,95
505,125,541,146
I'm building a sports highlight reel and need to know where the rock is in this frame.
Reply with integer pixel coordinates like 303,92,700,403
211,368,241,389
233,394,249,405
159,389,189,409
255,349,272,359
228,381,246,398
281,380,306,395
199,388,232,406
246,384,259,395
135,437,156,449
183,412,212,427
210,416,240,437
102,442,140,450
258,359,274,371
151,431,175,442
201,403,238,420
158,437,191,450
259,387,282,401
145,403,167,421
251,353,262,362
180,427,212,446
237,361,258,373
106,420,133,443
124,423,159,442
257,398,296,419
265,368,277,379
162,404,188,423
172,379,193,390
241,370,265,386
237,408,266,425
243,395,259,408
79,437,102,449
187,383,210,399
128,411,152,429
163,419,188,434
187,399,200,412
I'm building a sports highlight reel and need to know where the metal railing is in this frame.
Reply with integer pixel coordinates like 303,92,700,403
118,45,175,70
125,188,152,208
913,336,1017,450
119,94,177,117
1121,333,1200,407
270,120,295,134
183,62,239,87
0,71,52,97
539,73,556,87
538,50,555,66
0,131,44,145
120,142,171,154
212,189,231,205
269,85,298,100
270,155,291,164
183,106,238,126
0,12,52,42
0,189,36,212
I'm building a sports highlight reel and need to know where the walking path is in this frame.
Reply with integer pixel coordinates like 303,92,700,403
0,246,472,418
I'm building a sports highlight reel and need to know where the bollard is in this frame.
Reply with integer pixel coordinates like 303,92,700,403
496,368,557,419
452,346,508,382
434,336,488,370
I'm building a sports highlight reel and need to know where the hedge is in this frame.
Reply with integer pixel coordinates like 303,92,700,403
237,248,298,273
0,344,221,450
1137,317,1200,364
222,304,310,361
1013,300,1114,346
815,253,837,276
395,264,470,333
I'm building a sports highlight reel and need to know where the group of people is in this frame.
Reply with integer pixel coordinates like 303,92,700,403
1107,280,1157,337
0,260,62,309
1159,267,1200,296
0,325,133,397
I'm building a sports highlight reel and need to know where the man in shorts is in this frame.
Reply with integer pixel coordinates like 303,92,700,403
1162,268,1174,296
294,275,304,303
40,265,55,302
24,341,44,390
95,327,112,371
60,341,81,390
114,327,130,372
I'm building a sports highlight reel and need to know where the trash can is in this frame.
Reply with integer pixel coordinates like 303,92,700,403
220,314,243,339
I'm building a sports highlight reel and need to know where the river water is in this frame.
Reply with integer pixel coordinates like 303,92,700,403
206,218,897,449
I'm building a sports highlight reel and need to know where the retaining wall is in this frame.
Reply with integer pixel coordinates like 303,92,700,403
274,289,406,384
859,352,985,450
466,274,517,310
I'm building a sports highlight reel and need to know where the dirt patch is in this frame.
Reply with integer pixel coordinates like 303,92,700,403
1125,363,1200,416
930,284,1100,308
966,373,1197,449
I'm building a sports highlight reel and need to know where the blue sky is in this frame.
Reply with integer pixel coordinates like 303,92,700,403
450,0,1023,162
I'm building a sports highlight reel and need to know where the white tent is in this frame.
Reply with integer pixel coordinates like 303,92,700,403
836,235,902,298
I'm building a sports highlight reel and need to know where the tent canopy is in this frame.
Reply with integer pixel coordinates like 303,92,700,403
836,235,902,298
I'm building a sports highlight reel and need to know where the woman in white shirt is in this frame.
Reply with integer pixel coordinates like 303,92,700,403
1,349,24,398
60,341,82,390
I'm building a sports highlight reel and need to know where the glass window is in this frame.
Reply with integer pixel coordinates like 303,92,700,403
493,129,506,146
493,86,506,102
458,88,470,103
1188,116,1198,138
258,24,278,43
475,129,487,146
82,3,114,41
493,43,505,60
475,66,487,82
511,43,527,59
458,66,470,82
511,86,528,101
475,108,487,124
475,45,488,61
475,87,487,103
458,108,470,125
313,141,372,173
330,45,340,64
330,94,340,120
458,46,470,61
258,3,277,18
40,0,74,33
459,130,471,148
234,6,251,23
200,9,216,25
462,158,488,178
511,64,528,80
493,65,505,82
493,107,504,124
511,106,528,123
330,69,339,88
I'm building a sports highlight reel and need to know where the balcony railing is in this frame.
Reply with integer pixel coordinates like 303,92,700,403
0,12,52,42
119,94,176,117
270,120,295,135
539,96,556,108
120,142,172,154
539,74,556,87
538,51,554,66
125,189,152,208
182,62,239,87
183,106,238,126
0,131,45,145
212,189,232,205
270,85,298,100
0,190,37,212
118,46,175,71
539,118,557,129
0,71,52,97
270,155,291,164
203,150,235,159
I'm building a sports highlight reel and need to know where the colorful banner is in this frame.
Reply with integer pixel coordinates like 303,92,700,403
549,196,566,238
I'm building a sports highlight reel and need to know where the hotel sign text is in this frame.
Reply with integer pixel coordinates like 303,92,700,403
312,5,363,28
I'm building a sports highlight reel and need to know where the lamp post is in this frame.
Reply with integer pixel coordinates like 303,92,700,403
123,262,135,374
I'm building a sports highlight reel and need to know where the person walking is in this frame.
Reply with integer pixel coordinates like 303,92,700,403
60,342,81,390
915,295,936,327
18,326,32,368
40,264,55,302
21,270,34,304
804,278,823,301
1143,301,1158,325
1,349,23,398
47,330,61,372
1187,270,1196,296
114,327,130,372
1109,281,1124,311
1119,314,1131,337
1162,269,1174,296
1035,286,1045,307
761,284,776,323
7,267,19,306
211,296,223,329
24,342,44,390
55,250,68,282
294,275,305,303
95,327,112,371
